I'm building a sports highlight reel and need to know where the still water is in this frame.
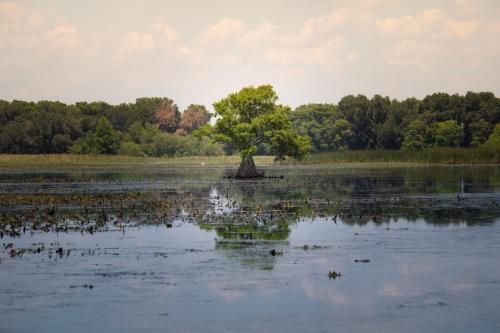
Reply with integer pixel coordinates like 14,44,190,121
1,165,500,332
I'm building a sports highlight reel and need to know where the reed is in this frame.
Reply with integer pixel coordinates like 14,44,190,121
1,147,499,168
292,147,500,165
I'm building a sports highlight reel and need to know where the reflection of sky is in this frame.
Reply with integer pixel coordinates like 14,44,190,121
209,187,240,215
2,222,500,332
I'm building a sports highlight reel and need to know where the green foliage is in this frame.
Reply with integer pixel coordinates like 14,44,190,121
402,120,429,151
337,95,375,149
325,119,354,151
93,117,121,153
290,104,337,152
376,120,403,149
0,91,499,157
118,141,145,156
199,85,311,160
70,117,120,154
470,119,493,146
485,124,500,146
152,133,223,157
433,120,463,147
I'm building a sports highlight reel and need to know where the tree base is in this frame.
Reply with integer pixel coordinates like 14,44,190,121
236,156,264,178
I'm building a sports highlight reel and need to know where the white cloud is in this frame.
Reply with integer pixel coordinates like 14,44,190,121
490,22,500,33
264,35,356,69
385,39,443,70
377,8,444,37
120,32,155,52
377,8,477,39
45,24,78,48
455,0,481,13
152,17,179,42
301,8,351,38
303,36,349,67
0,0,498,110
201,17,245,43
0,1,22,21
443,19,478,38
116,18,199,63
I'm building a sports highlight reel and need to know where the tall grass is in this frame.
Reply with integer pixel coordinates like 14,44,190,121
0,154,275,168
292,147,500,165
1,147,499,168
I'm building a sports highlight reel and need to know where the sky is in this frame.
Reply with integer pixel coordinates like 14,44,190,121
0,0,499,111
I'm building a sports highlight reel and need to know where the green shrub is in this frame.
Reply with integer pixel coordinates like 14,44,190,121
118,141,145,156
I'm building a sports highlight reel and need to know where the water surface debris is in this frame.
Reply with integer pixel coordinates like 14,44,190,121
328,271,342,279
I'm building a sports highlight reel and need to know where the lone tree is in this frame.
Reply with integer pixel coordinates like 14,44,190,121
196,85,310,178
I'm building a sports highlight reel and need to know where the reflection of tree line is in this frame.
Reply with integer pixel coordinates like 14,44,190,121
281,167,499,196
2,170,500,239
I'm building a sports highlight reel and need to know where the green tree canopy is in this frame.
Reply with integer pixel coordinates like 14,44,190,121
402,120,428,151
196,85,310,177
470,119,493,146
485,124,500,146
70,117,120,154
433,120,463,147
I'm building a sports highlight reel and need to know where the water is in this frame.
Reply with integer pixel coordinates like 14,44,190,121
1,165,500,332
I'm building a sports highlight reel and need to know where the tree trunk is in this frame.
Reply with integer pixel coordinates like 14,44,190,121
236,156,264,178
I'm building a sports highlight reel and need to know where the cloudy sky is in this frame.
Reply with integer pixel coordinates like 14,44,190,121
1,0,499,110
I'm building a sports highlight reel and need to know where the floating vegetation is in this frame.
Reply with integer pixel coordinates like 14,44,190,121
328,271,342,279
1,181,499,244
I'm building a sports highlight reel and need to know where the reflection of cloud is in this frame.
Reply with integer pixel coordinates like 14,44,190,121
448,281,476,292
398,261,438,276
302,279,350,306
208,280,246,302
378,282,435,298
207,268,280,302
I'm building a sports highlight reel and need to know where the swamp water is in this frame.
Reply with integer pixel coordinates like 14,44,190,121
0,165,500,333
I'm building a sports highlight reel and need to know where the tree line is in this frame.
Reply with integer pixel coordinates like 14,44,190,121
291,92,500,152
0,98,221,156
0,91,499,156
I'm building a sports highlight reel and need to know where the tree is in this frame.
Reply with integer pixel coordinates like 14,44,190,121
485,124,500,146
376,121,403,149
470,119,493,147
402,120,428,151
154,98,180,133
433,120,463,147
93,117,121,153
70,117,120,154
196,85,311,177
178,104,212,135
337,95,375,149
290,103,337,152
323,119,354,151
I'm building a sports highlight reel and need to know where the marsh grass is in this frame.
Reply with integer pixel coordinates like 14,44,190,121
0,147,499,168
0,154,275,168
292,147,500,165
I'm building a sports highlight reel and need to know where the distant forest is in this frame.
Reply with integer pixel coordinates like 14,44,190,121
1,92,499,156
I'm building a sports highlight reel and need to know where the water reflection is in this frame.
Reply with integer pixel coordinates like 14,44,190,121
1,166,500,332
2,166,500,242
